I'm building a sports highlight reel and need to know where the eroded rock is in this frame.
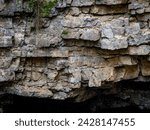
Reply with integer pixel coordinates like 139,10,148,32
0,0,150,102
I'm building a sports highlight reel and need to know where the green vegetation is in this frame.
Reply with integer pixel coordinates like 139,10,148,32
25,0,58,37
18,0,58,17
62,30,69,35
17,0,58,44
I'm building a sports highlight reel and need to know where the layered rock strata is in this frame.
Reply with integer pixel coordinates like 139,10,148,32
0,0,150,102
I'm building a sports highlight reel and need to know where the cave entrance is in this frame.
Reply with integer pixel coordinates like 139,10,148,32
1,80,150,113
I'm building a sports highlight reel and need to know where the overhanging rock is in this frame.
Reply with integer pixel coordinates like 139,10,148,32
0,0,150,102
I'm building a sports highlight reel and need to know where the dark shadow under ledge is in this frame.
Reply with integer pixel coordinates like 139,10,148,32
1,80,150,113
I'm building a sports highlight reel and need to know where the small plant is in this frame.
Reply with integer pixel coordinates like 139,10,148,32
17,0,58,44
62,30,69,35
27,0,58,17
26,1,57,29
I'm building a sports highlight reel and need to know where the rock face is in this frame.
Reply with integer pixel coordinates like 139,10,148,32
0,0,150,106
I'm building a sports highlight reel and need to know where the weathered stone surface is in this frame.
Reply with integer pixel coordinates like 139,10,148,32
128,32,150,46
0,0,6,11
87,67,115,87
0,0,34,16
0,69,15,82
107,56,137,66
5,85,53,98
126,23,141,35
80,29,100,41
0,57,12,69
96,0,128,5
100,37,128,50
141,60,150,76
70,7,80,16
128,45,150,55
0,18,12,29
100,22,128,50
71,0,94,7
61,28,80,39
0,0,150,102
0,36,13,47
62,28,100,41
115,65,139,81
91,5,128,15
62,15,98,28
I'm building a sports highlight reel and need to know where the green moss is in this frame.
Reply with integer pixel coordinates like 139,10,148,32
62,30,69,35
28,0,37,9
41,0,58,16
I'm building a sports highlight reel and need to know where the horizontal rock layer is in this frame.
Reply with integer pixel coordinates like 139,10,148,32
0,0,150,101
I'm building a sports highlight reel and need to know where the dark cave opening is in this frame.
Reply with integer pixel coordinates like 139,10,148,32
0,94,144,113
1,80,150,113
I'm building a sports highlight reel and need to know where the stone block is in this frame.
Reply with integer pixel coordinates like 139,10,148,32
123,66,139,80
145,7,150,13
80,29,100,41
62,28,100,41
128,32,150,46
114,65,139,81
0,69,15,82
0,57,12,69
0,36,13,47
89,67,115,87
37,35,62,48
70,7,80,16
69,68,81,84
91,5,128,15
71,0,94,7
100,36,128,50
128,45,150,55
63,15,98,28
141,60,150,76
61,28,80,39
32,72,42,81
0,0,6,11
0,18,12,29
126,23,141,35
96,0,128,5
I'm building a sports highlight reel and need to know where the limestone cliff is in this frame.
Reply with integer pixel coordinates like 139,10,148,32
0,0,150,107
